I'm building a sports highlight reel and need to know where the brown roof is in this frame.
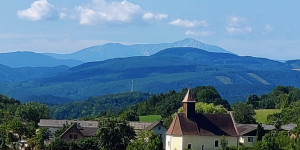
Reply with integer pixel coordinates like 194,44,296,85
59,123,98,138
79,127,98,137
59,123,85,138
166,113,239,136
145,122,165,130
182,88,196,103
236,124,257,136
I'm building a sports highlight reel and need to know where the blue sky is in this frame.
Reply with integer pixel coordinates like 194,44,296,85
0,0,300,60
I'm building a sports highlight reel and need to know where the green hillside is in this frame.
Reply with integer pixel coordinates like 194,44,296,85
0,47,299,104
139,115,162,122
255,109,281,123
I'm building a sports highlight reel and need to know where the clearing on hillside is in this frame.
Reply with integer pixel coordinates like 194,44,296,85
139,115,162,122
255,109,281,123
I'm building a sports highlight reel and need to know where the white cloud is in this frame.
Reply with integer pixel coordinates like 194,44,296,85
142,12,168,21
226,16,252,34
16,0,168,25
264,24,273,32
169,19,209,28
75,0,167,25
142,12,154,20
185,30,213,37
17,0,59,21
155,14,168,20
76,0,142,25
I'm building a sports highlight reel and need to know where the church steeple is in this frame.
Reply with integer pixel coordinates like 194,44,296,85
182,88,196,118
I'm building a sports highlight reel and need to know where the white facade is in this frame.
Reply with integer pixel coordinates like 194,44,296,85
152,124,167,149
166,135,239,150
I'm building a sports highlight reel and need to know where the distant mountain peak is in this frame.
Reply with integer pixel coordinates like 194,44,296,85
173,38,206,47
45,39,233,62
178,38,202,43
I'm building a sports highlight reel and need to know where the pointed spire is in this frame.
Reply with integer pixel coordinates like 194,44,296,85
182,88,196,103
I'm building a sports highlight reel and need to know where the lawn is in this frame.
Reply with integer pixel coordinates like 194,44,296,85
255,109,281,123
139,115,162,122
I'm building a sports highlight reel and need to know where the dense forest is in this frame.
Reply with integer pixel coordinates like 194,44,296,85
1,85,300,149
49,92,150,119
1,47,300,104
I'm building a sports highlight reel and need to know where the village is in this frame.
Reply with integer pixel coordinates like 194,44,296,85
30,89,297,150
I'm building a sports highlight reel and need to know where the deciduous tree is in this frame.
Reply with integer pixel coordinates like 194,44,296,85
96,117,136,150
126,130,162,150
232,102,256,124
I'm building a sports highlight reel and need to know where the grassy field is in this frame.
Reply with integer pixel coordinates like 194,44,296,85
139,115,162,122
255,109,281,123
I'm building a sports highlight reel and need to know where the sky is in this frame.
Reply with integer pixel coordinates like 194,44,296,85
0,0,300,60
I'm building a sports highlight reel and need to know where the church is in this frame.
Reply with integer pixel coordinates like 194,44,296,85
165,89,240,150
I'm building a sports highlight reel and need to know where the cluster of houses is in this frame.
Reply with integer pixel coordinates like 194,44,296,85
38,89,296,150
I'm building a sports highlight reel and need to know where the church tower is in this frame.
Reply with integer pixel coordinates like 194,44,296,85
182,88,196,119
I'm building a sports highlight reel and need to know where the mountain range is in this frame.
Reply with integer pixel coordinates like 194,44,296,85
0,38,230,68
0,51,82,68
45,38,231,62
0,64,69,82
0,47,299,104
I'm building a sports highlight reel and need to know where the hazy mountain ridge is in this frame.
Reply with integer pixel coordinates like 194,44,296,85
45,38,231,62
0,47,299,103
0,64,70,82
0,51,83,68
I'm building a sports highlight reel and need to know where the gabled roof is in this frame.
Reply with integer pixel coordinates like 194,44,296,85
79,127,98,137
281,124,297,131
166,113,239,136
182,88,196,103
145,121,165,130
59,123,85,138
59,122,98,138
236,124,257,136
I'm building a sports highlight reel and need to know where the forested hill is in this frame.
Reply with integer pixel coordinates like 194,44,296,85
49,86,229,119
0,51,82,67
0,47,299,103
49,92,150,119
0,64,70,82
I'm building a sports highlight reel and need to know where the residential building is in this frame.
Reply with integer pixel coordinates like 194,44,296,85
59,122,98,142
129,121,167,148
237,124,257,146
38,119,98,143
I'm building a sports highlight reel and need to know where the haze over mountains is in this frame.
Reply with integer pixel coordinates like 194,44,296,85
0,51,82,68
0,39,299,104
45,38,231,62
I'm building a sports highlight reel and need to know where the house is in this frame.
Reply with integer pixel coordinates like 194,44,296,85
236,123,297,147
129,121,167,148
38,119,98,135
166,88,239,150
236,124,257,146
38,119,98,143
59,122,98,142
39,119,167,145
262,124,297,134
